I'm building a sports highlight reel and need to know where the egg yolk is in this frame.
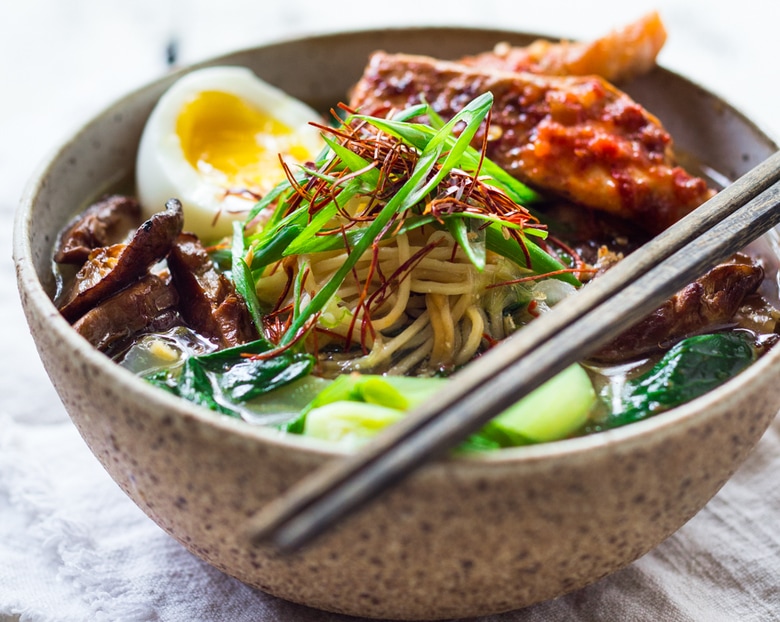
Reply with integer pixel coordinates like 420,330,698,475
176,90,312,194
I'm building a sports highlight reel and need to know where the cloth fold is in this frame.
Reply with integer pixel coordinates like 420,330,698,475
3,1,780,620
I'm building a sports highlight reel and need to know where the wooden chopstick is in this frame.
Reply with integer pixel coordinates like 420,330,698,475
248,150,780,552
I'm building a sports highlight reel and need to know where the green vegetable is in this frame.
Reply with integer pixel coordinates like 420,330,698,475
590,332,757,432
239,94,572,349
447,217,486,271
302,373,446,413
304,401,406,444
283,178,365,256
279,92,497,346
480,364,596,445
291,367,596,449
355,112,543,206
230,221,264,330
145,338,315,418
149,356,234,415
295,373,438,443
246,224,303,271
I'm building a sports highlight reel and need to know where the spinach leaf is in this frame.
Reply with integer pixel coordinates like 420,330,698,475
144,338,315,418
206,355,314,403
147,357,240,417
590,332,757,432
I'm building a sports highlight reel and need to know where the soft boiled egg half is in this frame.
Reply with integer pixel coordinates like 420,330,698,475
136,66,324,242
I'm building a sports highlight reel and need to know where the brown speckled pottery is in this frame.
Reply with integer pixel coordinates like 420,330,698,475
13,27,780,620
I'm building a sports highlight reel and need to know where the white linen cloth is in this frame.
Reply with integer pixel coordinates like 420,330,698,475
2,1,779,620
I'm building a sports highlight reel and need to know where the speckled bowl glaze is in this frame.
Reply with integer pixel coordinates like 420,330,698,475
14,27,780,620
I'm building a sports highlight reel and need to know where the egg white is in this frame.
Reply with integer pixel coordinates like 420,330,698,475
135,66,324,242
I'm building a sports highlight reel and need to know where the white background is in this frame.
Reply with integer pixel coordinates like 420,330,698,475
2,1,779,621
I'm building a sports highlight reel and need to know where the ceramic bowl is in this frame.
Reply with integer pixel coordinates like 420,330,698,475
14,27,780,620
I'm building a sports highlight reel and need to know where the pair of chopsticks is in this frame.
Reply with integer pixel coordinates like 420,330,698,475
248,150,780,553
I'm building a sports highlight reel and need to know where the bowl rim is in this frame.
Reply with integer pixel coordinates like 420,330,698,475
14,24,780,468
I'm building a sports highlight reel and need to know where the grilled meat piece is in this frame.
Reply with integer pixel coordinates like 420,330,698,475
349,52,714,234
591,257,766,362
57,198,184,322
54,195,142,265
167,232,258,347
460,11,667,83
72,273,180,353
